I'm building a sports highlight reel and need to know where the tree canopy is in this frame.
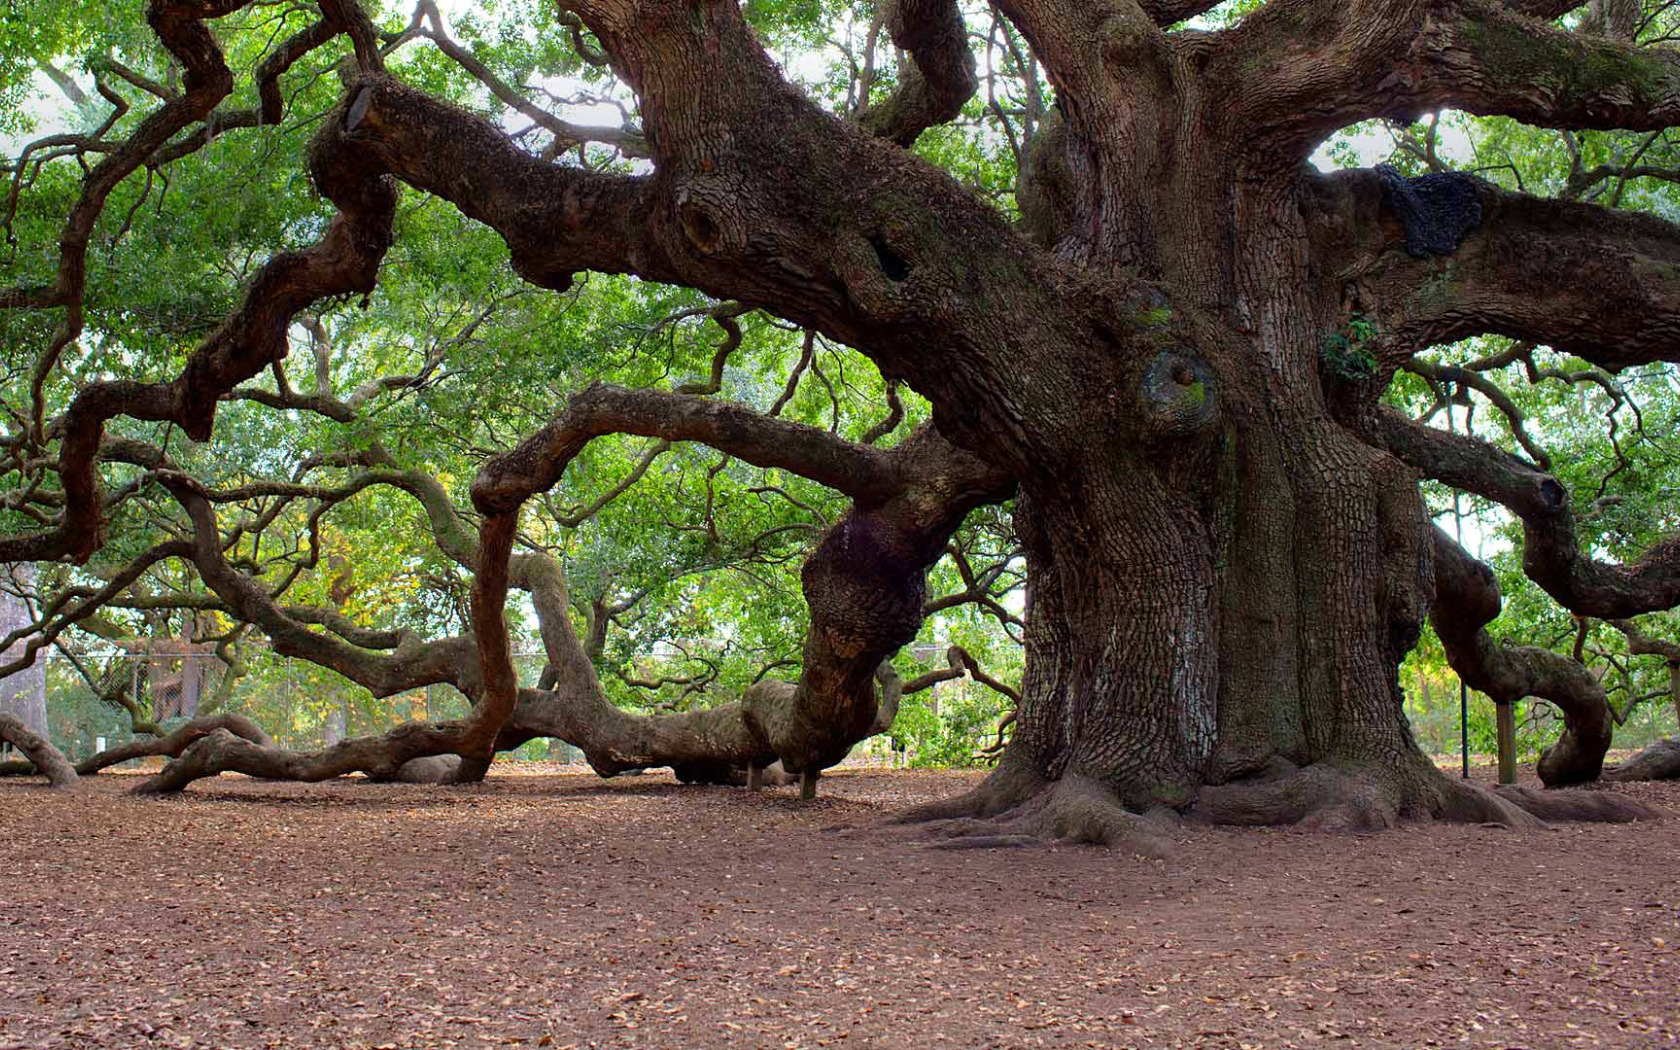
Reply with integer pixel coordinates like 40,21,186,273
3,0,1680,840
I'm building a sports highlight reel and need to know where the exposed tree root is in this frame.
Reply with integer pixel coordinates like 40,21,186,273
1194,763,1512,830
890,757,1048,825
1602,739,1680,783
1488,783,1663,822
902,754,1666,850
1198,760,1662,830
896,772,1177,857
0,714,79,790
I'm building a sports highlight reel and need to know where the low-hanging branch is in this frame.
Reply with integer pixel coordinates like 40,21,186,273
0,715,79,790
0,541,194,681
475,411,1010,784
1372,410,1680,621
123,361,1012,792
1429,527,1613,786
71,714,270,777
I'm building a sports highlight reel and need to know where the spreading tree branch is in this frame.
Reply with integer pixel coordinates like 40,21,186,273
1372,410,1680,619
857,0,979,147
1309,169,1680,372
0,85,397,564
1220,0,1680,161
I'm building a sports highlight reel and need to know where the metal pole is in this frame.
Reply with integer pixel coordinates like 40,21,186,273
1448,399,1471,780
1460,679,1470,778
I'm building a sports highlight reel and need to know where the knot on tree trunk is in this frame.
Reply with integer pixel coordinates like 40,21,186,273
1138,350,1218,438
674,176,750,256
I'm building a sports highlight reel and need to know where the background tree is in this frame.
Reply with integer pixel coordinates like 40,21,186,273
0,564,48,738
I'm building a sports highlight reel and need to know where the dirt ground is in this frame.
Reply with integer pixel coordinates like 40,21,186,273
2,764,1677,1050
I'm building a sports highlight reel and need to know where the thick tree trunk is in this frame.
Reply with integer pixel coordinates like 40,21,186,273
935,408,1479,841
0,564,49,741
907,109,1648,841
997,479,1217,815
918,403,1638,840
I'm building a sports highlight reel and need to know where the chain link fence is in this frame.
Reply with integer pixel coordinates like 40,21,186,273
25,648,574,765
13,646,1678,769
1401,671,1678,763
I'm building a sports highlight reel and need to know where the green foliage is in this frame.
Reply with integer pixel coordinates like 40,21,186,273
8,0,1680,776
886,678,1013,770
1319,313,1379,380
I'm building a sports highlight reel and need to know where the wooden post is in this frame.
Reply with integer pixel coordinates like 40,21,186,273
799,769,818,800
1668,660,1680,730
1496,701,1517,785
746,762,763,792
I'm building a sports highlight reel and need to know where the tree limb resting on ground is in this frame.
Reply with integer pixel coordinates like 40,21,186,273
0,714,78,790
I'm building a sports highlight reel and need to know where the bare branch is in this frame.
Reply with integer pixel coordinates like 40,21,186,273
472,383,908,514
673,303,747,395
404,0,646,156
861,380,906,446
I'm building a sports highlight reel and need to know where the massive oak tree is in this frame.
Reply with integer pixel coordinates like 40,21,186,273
3,0,1678,844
